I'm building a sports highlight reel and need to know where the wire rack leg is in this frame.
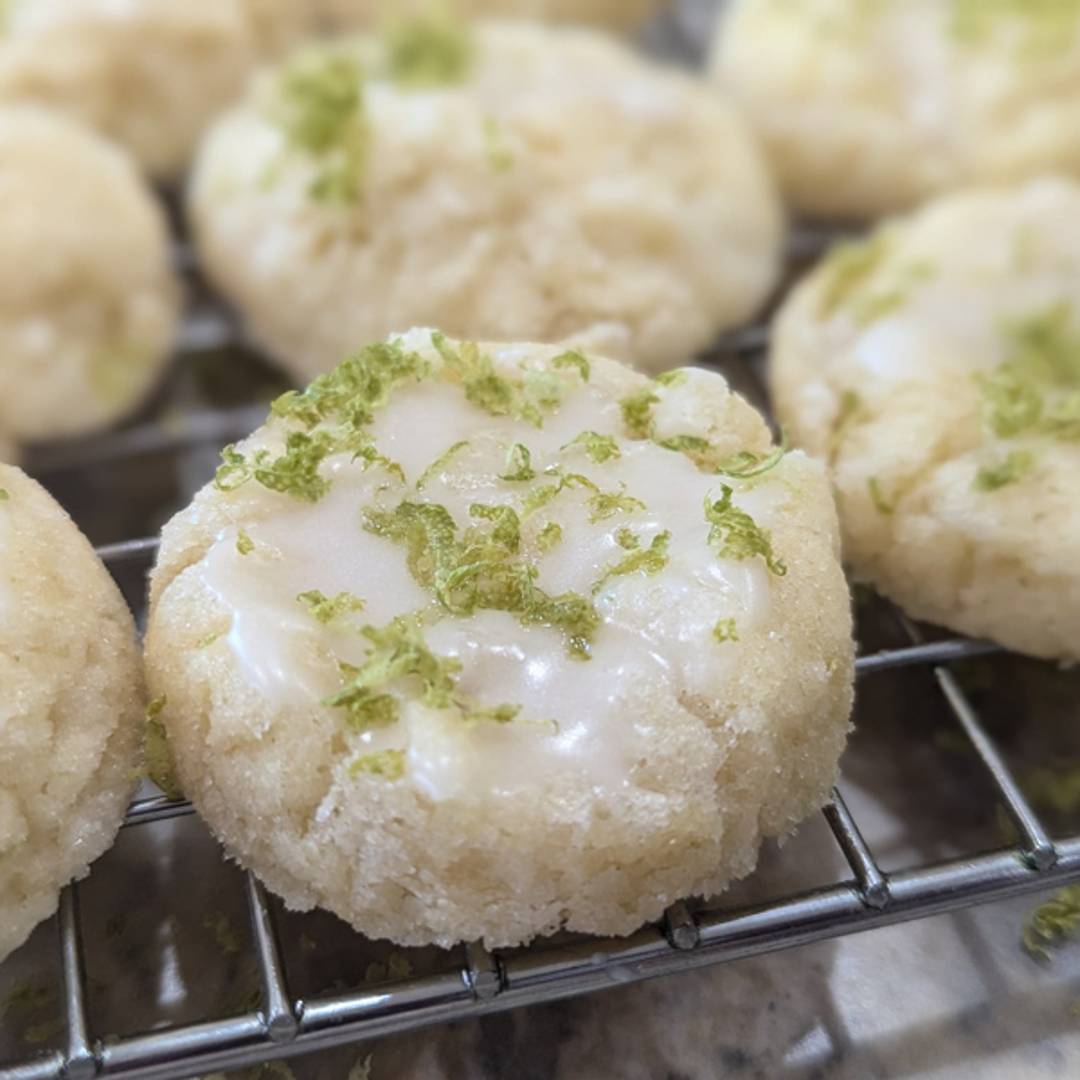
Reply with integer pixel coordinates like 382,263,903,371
822,787,890,909
244,874,299,1043
58,885,96,1080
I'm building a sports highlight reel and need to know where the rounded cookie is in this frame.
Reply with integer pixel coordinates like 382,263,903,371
0,106,179,446
713,0,1080,219
770,178,1080,661
189,19,782,381
145,328,853,949
0,465,144,962
0,0,309,179
312,0,667,33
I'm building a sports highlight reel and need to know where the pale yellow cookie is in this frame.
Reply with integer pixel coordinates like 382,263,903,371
771,178,1080,660
713,0,1080,219
0,0,309,178
190,20,782,381
0,464,144,962
0,107,179,445
145,329,853,949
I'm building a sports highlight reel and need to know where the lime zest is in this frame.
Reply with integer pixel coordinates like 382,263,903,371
620,387,660,438
365,499,600,658
483,116,514,172
500,442,536,482
383,10,472,87
349,749,406,781
551,349,591,382
274,47,369,205
537,521,563,552
973,449,1035,492
297,589,366,623
432,332,562,426
587,486,646,523
704,486,787,575
416,439,470,490
1023,885,1080,961
593,530,671,595
655,370,688,387
868,476,895,516
563,430,621,464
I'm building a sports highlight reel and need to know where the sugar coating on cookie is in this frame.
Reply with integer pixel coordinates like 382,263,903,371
713,0,1080,219
0,107,179,447
0,0,308,178
145,329,852,948
312,0,667,32
0,465,144,962
771,178,1080,661
189,19,782,381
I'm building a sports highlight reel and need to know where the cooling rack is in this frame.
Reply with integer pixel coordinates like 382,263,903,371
5,228,1080,1080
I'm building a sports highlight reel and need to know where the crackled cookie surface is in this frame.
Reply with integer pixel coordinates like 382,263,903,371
713,0,1080,218
190,19,781,381
771,179,1080,660
146,329,852,948
0,107,178,448
0,465,144,962
0,0,308,178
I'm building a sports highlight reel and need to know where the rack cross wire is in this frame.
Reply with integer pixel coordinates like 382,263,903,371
4,230,1080,1080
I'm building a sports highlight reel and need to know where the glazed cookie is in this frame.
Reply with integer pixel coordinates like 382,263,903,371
145,328,853,948
312,0,667,33
189,19,782,381
0,107,179,446
770,178,1080,661
0,0,309,179
0,465,144,962
713,0,1080,219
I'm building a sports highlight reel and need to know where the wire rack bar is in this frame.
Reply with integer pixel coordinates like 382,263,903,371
11,839,1069,1080
896,617,1058,871
57,887,96,1080
122,795,193,829
0,1056,64,1080
935,666,1057,870
822,788,890,909
853,637,1001,674
176,308,238,354
245,876,299,1043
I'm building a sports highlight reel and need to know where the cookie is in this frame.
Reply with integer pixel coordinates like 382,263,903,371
189,19,782,380
0,0,308,178
145,328,853,948
0,107,179,447
713,0,1080,218
770,178,1080,660
0,464,144,962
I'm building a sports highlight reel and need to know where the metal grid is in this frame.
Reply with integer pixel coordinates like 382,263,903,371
5,230,1080,1080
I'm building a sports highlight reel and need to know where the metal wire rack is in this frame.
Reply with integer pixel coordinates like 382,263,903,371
4,218,1080,1079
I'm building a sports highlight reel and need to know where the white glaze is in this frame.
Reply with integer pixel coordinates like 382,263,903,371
198,364,784,800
